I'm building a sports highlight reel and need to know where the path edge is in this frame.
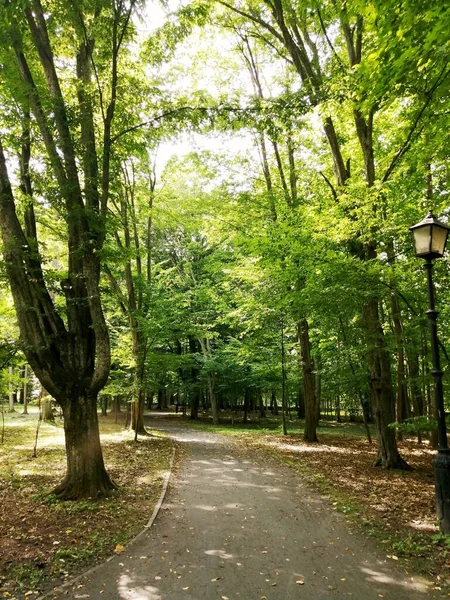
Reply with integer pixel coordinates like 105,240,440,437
36,443,176,600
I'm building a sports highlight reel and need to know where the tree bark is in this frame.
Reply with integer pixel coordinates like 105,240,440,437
55,392,116,499
406,345,424,443
243,389,249,424
8,367,15,413
390,293,409,440
298,320,317,442
362,296,410,469
22,365,29,415
271,391,279,415
258,392,266,419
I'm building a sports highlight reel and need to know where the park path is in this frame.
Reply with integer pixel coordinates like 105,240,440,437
48,417,438,600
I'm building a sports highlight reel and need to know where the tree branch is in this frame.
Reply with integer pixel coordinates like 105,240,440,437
382,63,450,183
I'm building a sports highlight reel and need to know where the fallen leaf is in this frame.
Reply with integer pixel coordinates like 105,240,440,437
114,544,126,553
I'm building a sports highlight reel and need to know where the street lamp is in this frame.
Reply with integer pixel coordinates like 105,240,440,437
410,211,450,533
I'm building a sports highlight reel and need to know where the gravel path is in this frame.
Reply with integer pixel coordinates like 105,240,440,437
48,417,438,599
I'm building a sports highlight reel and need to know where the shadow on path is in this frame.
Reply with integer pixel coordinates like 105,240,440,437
46,416,439,599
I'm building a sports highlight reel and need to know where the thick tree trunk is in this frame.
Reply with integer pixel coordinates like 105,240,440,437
297,383,305,419
298,320,318,442
190,392,200,420
41,397,54,422
54,392,117,499
362,297,410,469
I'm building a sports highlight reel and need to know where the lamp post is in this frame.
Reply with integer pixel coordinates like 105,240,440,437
410,211,450,533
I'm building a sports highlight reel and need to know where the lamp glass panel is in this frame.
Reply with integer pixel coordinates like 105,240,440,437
412,224,431,256
431,225,449,257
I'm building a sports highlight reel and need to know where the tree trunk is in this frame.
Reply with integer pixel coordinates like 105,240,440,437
114,395,121,424
208,374,219,425
359,393,372,444
271,391,279,415
0,0,135,499
314,355,321,425
298,320,318,442
41,397,54,422
258,392,266,419
297,382,305,419
363,297,410,469
190,392,200,420
129,359,145,426
22,365,29,415
390,292,409,440
406,345,424,443
54,392,117,499
243,389,249,424
8,367,15,413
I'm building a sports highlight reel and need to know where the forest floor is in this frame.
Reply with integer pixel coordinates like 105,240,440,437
0,407,173,599
0,408,449,599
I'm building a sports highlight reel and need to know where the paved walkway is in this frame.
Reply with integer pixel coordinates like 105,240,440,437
49,418,438,599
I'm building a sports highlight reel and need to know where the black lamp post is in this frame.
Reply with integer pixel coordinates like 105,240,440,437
410,211,450,533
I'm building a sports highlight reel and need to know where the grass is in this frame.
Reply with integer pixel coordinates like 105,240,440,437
0,405,173,598
188,412,372,438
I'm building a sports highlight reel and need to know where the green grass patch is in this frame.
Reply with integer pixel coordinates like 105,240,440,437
187,414,373,439
0,406,174,597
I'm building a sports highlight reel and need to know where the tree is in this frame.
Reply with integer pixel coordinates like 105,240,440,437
205,0,450,467
0,0,140,498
